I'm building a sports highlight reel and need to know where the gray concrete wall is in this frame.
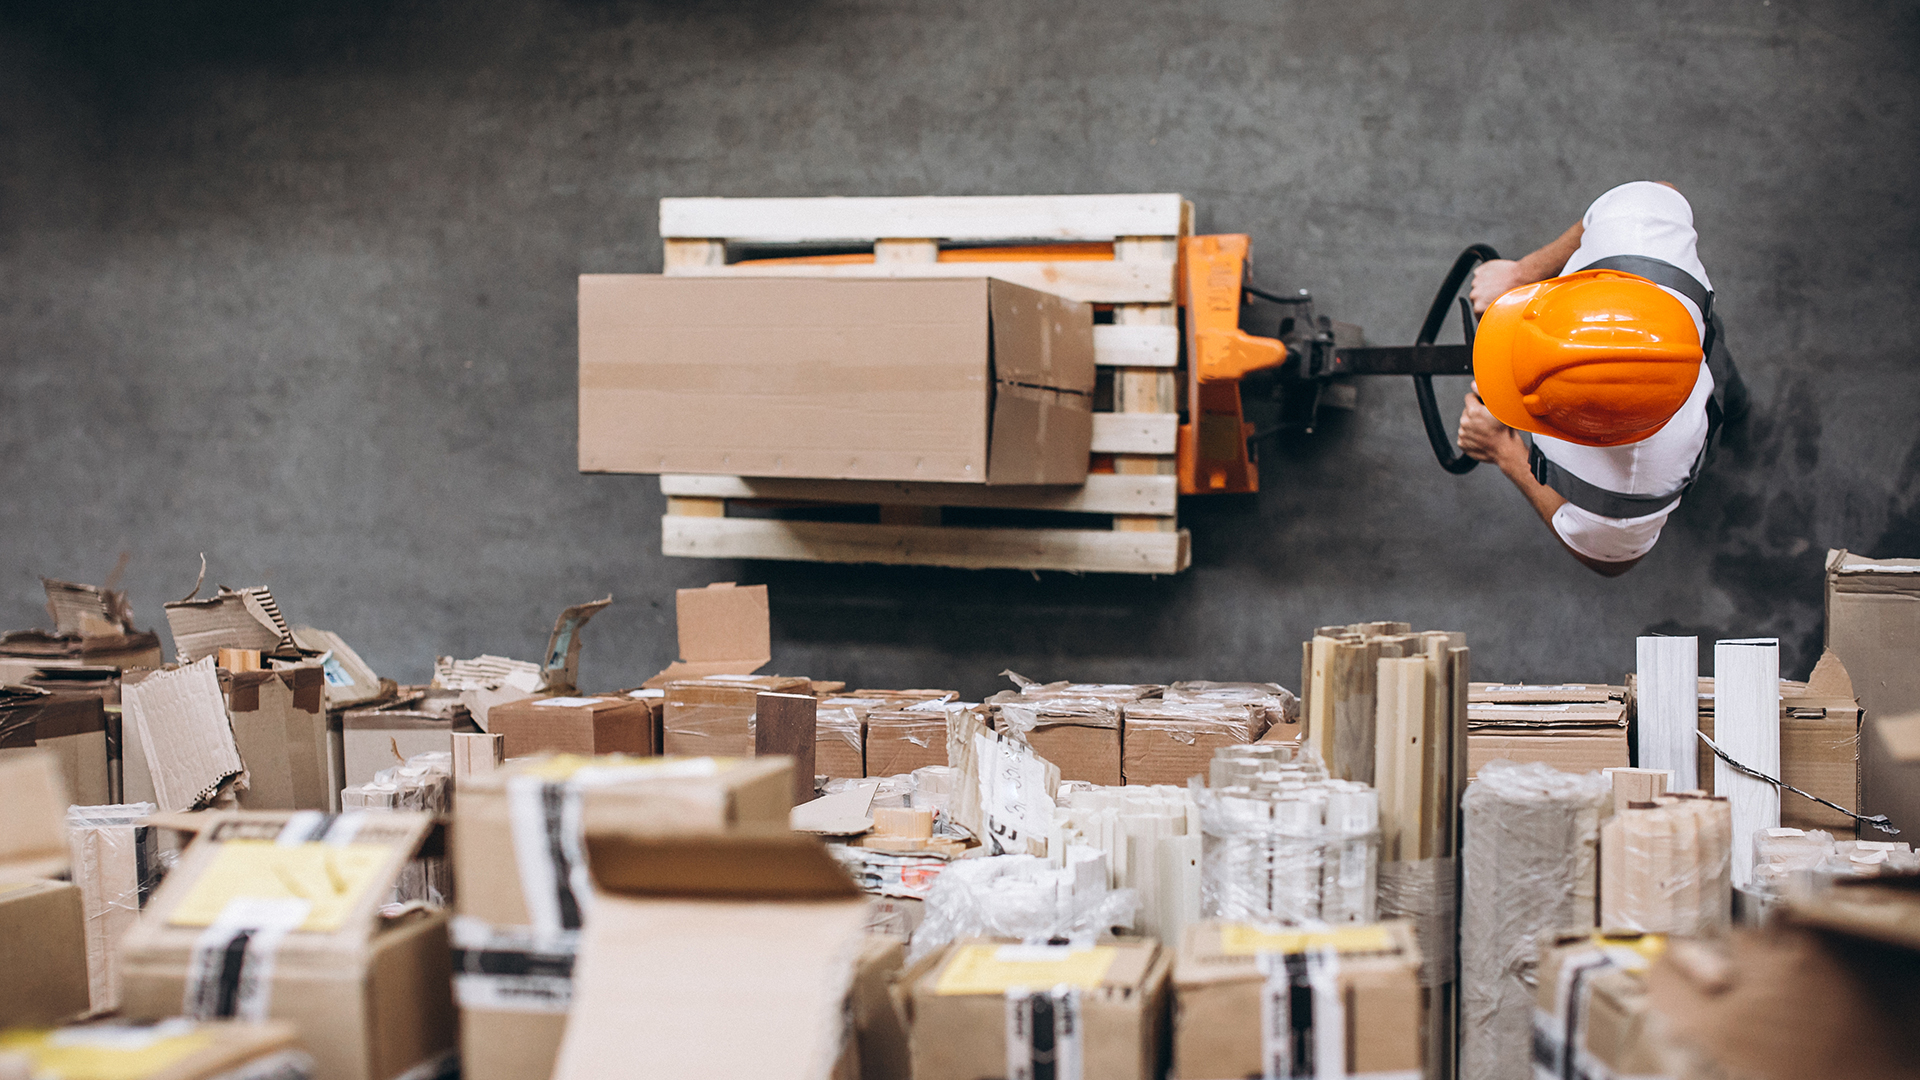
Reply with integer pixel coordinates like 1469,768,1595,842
2,0,1915,699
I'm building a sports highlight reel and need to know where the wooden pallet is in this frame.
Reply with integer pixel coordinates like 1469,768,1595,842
655,193,1191,575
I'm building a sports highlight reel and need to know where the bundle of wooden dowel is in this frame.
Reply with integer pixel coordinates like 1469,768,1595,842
1301,620,1469,1080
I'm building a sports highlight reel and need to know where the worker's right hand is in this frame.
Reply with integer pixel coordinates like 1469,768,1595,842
1458,389,1526,473
1469,259,1530,313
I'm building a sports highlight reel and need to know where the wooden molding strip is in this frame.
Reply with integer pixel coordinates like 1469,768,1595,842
1093,324,1178,368
661,516,1191,575
660,194,1186,243
1089,413,1178,455
658,472,1177,516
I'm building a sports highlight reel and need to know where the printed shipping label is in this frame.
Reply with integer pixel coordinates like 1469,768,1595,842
450,917,578,1014
1004,986,1082,1080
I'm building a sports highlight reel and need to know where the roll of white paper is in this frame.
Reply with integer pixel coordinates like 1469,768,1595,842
1715,638,1780,890
1636,636,1699,790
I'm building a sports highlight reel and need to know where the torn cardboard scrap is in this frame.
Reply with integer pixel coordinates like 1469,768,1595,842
120,658,246,813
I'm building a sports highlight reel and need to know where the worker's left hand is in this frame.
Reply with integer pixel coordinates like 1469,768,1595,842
1458,389,1526,473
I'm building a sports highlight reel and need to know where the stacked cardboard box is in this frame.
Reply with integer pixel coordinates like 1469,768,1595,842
0,752,90,1029
1172,921,1422,1080
450,754,793,1080
0,686,110,806
119,810,455,1080
1467,682,1630,779
65,801,162,1013
900,937,1170,1080
1532,932,1669,1080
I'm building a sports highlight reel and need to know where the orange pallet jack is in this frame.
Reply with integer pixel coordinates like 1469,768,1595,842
1177,236,1499,495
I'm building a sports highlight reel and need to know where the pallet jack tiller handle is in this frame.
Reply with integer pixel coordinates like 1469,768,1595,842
1414,243,1501,474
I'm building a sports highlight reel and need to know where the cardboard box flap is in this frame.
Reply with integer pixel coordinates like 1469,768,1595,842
987,279,1095,394
121,658,247,813
163,584,300,664
43,576,137,639
291,627,385,709
541,596,612,696
1803,649,1855,700
0,750,72,880
644,583,771,688
130,809,435,947
585,829,863,901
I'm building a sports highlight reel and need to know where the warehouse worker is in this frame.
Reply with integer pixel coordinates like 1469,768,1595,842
1456,181,1746,576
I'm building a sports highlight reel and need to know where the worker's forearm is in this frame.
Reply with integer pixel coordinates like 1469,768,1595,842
1495,444,1641,576
1516,221,1584,284
1494,444,1566,527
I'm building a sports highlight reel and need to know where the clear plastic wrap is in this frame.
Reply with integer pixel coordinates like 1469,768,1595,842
813,703,865,780
1163,680,1299,727
1600,794,1732,935
65,802,163,1012
1750,827,1919,899
1195,745,1379,926
1460,760,1610,1080
340,752,452,906
907,852,1139,964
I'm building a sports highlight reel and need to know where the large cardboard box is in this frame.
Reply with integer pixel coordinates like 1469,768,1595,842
0,1019,310,1080
1824,549,1920,838
662,675,812,757
815,699,867,779
0,688,109,806
1532,932,1667,1080
552,830,872,1080
487,695,655,759
864,708,951,777
451,755,794,1080
119,811,455,1080
1467,685,1630,781
901,937,1170,1080
341,706,479,790
0,752,95,1029
1123,702,1269,787
579,276,1096,484
1171,922,1421,1080
224,664,330,811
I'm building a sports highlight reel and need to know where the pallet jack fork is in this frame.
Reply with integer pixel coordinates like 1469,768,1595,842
1176,235,1498,495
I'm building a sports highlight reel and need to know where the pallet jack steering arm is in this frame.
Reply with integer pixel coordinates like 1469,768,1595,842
1177,237,1498,494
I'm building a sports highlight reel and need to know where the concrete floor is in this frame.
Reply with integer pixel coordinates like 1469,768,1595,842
1,0,1915,700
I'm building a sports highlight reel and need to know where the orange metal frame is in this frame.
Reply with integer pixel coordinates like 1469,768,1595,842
1177,234,1286,495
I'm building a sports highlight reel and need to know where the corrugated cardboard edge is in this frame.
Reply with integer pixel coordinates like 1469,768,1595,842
120,658,246,814
541,597,612,697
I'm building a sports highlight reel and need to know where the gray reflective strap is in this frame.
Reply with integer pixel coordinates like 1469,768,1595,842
1530,444,1692,519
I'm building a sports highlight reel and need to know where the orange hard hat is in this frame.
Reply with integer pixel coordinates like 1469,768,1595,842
1473,268,1704,446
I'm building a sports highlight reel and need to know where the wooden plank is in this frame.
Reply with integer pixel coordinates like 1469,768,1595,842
660,194,1186,243
659,472,1176,516
662,239,724,269
873,238,938,263
662,516,1191,575
1090,413,1178,455
1093,324,1178,368
658,258,1175,305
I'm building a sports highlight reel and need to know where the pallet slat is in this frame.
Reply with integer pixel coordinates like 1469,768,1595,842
1089,413,1178,455
662,515,1191,575
1092,324,1178,368
661,194,1186,243
659,259,1174,306
658,472,1177,516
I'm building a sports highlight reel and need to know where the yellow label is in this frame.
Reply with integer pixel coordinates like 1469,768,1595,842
0,1026,215,1080
168,840,391,932
933,944,1118,995
1219,923,1396,957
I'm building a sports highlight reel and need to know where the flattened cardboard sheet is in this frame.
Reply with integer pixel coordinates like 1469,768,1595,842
644,583,771,687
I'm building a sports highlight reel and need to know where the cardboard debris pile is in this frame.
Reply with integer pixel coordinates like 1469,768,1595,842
0,576,165,684
431,597,611,730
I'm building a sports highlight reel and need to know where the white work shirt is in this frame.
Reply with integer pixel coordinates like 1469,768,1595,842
1534,181,1715,563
